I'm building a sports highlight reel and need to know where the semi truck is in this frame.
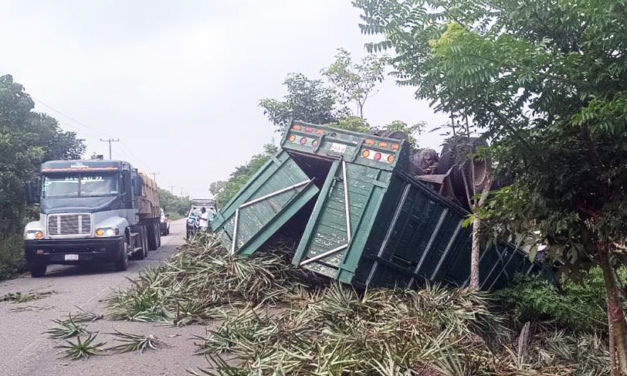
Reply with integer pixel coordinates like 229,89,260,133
23,159,162,277
212,121,538,290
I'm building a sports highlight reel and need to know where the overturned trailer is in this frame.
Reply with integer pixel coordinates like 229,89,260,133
212,122,537,290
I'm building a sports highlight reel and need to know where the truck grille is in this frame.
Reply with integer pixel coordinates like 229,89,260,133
47,214,91,236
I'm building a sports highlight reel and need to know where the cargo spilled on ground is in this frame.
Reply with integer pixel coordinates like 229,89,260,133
103,234,610,375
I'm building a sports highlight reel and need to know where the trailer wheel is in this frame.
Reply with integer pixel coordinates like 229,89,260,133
114,241,128,271
147,222,158,250
30,262,47,278
156,223,161,248
137,226,148,259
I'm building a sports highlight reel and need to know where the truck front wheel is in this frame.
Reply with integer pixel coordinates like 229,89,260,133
30,262,47,278
114,241,129,271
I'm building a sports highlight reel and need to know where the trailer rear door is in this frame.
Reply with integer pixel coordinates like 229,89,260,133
211,151,319,256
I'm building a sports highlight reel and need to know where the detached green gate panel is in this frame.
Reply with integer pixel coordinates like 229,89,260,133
292,160,393,284
211,150,319,256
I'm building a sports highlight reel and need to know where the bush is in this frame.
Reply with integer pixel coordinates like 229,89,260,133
0,234,26,280
496,268,614,333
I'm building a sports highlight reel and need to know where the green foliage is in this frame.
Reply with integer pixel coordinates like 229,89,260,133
214,144,278,207
383,119,424,149
1,290,54,303
354,0,627,271
0,234,26,280
325,115,370,133
107,330,161,354
46,315,88,339
158,188,190,217
0,74,84,279
57,333,105,360
108,234,316,326
497,268,615,333
259,73,347,133
322,48,386,118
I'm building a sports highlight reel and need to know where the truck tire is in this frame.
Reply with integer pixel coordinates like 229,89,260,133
136,226,148,260
147,222,158,251
114,241,128,271
30,262,47,278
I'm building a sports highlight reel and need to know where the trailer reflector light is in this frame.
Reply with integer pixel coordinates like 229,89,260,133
391,143,399,150
374,152,382,161
378,142,388,148
305,126,313,133
365,139,375,145
292,124,302,130
387,155,395,163
362,150,370,158
312,140,318,147
96,229,104,236
288,135,296,142
316,129,324,134
300,137,307,145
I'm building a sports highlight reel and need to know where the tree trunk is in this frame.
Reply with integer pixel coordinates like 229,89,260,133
470,215,482,290
599,244,627,375
469,177,492,290
609,299,618,376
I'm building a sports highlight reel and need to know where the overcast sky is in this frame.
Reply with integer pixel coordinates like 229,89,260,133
1,0,448,197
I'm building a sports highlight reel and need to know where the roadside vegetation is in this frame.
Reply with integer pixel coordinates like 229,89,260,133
158,188,191,219
105,235,612,375
0,75,84,280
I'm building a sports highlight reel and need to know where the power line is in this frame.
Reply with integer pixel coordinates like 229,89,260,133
31,96,110,139
100,138,119,159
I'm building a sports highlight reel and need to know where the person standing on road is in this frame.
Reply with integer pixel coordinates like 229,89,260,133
198,207,209,231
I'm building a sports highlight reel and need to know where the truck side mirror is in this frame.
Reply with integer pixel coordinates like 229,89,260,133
25,178,41,205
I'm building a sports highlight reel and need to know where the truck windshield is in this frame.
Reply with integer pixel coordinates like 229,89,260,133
43,173,119,198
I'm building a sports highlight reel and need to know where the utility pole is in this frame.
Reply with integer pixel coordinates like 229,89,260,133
99,138,119,160
169,185,175,195
150,172,159,185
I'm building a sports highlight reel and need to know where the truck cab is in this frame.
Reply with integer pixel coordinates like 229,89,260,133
24,160,161,277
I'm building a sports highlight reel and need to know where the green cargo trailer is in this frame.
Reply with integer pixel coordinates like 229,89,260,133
212,121,536,289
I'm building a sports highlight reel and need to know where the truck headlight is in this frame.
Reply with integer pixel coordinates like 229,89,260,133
95,228,120,237
25,230,44,240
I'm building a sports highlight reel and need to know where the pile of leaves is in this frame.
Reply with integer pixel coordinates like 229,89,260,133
108,233,319,326
194,286,609,376
110,234,610,375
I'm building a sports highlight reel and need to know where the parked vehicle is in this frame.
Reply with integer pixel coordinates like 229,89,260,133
24,159,161,277
160,208,170,236
212,121,538,290
186,199,216,239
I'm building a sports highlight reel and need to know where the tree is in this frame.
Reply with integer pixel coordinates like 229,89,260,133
325,115,370,133
0,74,84,234
354,0,627,372
381,120,424,149
215,144,279,207
158,188,191,218
322,48,386,119
259,73,347,133
209,181,226,196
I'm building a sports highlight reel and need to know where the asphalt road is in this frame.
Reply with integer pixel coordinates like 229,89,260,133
0,219,212,376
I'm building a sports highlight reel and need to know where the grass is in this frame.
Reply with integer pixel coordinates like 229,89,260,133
107,329,161,354
0,234,27,280
45,315,88,339
57,333,105,360
108,234,610,375
108,233,320,326
1,290,55,303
